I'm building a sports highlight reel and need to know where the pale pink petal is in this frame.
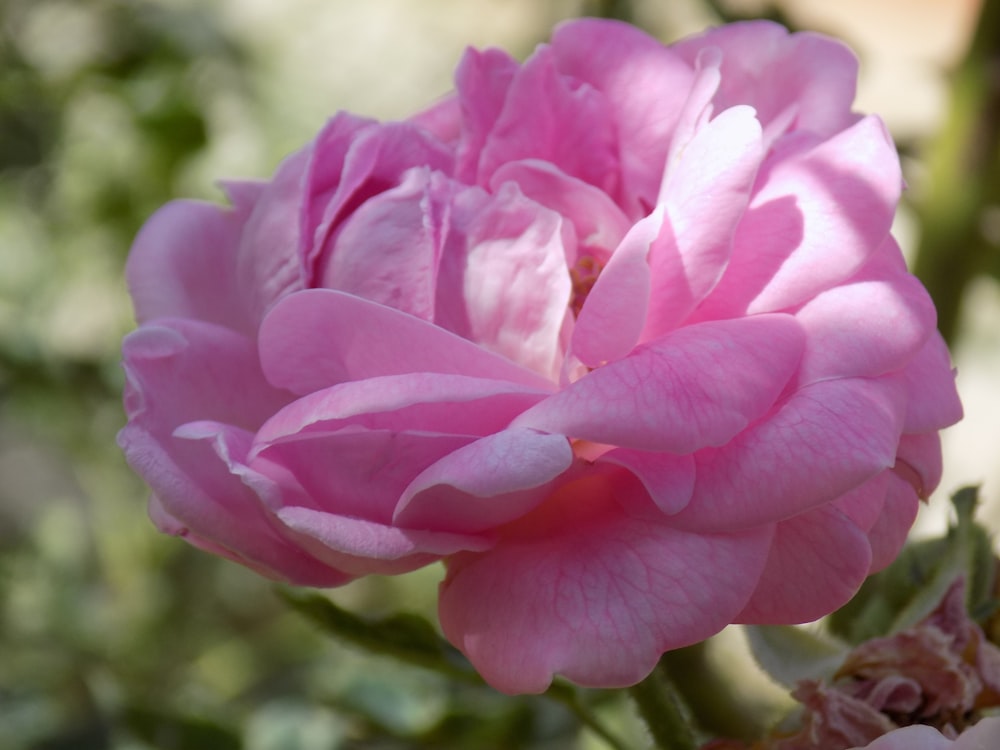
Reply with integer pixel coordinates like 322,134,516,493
258,289,556,395
831,471,891,533
674,21,860,142
696,115,903,319
954,717,1000,749
737,503,872,623
643,104,764,339
276,506,491,577
794,236,938,386
255,373,548,446
434,181,573,380
661,47,722,187
305,116,454,283
126,200,251,334
571,209,659,367
849,725,952,750
673,376,906,532
513,314,804,452
489,159,631,261
394,429,573,533
409,94,462,144
439,474,772,693
476,45,619,197
895,333,962,433
551,18,695,215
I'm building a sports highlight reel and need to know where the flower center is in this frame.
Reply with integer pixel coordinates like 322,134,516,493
569,255,604,317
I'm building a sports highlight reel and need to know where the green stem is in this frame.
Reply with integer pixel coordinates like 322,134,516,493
628,664,698,750
548,685,631,750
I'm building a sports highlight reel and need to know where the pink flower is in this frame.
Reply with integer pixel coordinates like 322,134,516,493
119,19,961,694
848,718,1000,750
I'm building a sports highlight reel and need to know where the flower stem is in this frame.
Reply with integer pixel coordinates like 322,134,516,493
628,663,698,750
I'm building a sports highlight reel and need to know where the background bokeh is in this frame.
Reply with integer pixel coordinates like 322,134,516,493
1,0,996,748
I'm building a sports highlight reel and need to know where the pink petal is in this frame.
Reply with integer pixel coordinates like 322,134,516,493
126,200,251,334
319,167,444,320
305,116,454,282
438,473,772,693
597,448,696,517
252,428,475,524
257,289,555,395
121,419,347,586
895,333,962,433
673,376,906,532
122,320,291,432
643,104,764,339
551,18,694,215
255,373,548,446
394,429,573,534
851,724,952,750
513,314,804,452
793,236,938,386
696,115,903,319
489,159,631,260
866,471,920,573
737,503,872,623
673,21,859,143
476,45,619,197
276,506,490,577
433,181,573,380
894,432,945,500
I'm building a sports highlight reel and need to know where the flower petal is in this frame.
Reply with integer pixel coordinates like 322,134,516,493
737,503,872,623
258,289,555,394
394,429,573,534
514,314,804,452
896,333,962,433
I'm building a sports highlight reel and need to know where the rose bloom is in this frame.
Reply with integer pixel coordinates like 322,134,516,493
119,19,961,694
848,718,1000,750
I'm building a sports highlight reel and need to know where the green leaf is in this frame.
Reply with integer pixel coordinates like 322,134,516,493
743,625,848,688
122,706,241,750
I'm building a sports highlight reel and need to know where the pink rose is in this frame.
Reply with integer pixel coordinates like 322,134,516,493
848,718,1000,750
119,19,961,694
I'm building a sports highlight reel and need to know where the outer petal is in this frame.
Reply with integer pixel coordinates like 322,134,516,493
513,314,804,452
673,21,860,142
673,376,906,532
737,503,872,623
896,333,963,433
439,473,773,693
394,429,574,534
258,289,555,395
696,115,903,319
126,200,251,334
597,449,696,517
551,18,695,214
866,471,920,573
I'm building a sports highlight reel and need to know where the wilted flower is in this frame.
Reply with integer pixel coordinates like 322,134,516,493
119,18,961,693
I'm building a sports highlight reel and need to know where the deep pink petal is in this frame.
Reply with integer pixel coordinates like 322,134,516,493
673,21,860,143
737,503,872,623
514,314,804,452
255,373,548,446
258,289,555,395
674,376,906,532
476,45,619,197
439,473,772,693
597,448,696,517
551,18,694,215
276,506,490,577
394,429,573,534
793,236,938,386
126,200,252,334
696,115,903,319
